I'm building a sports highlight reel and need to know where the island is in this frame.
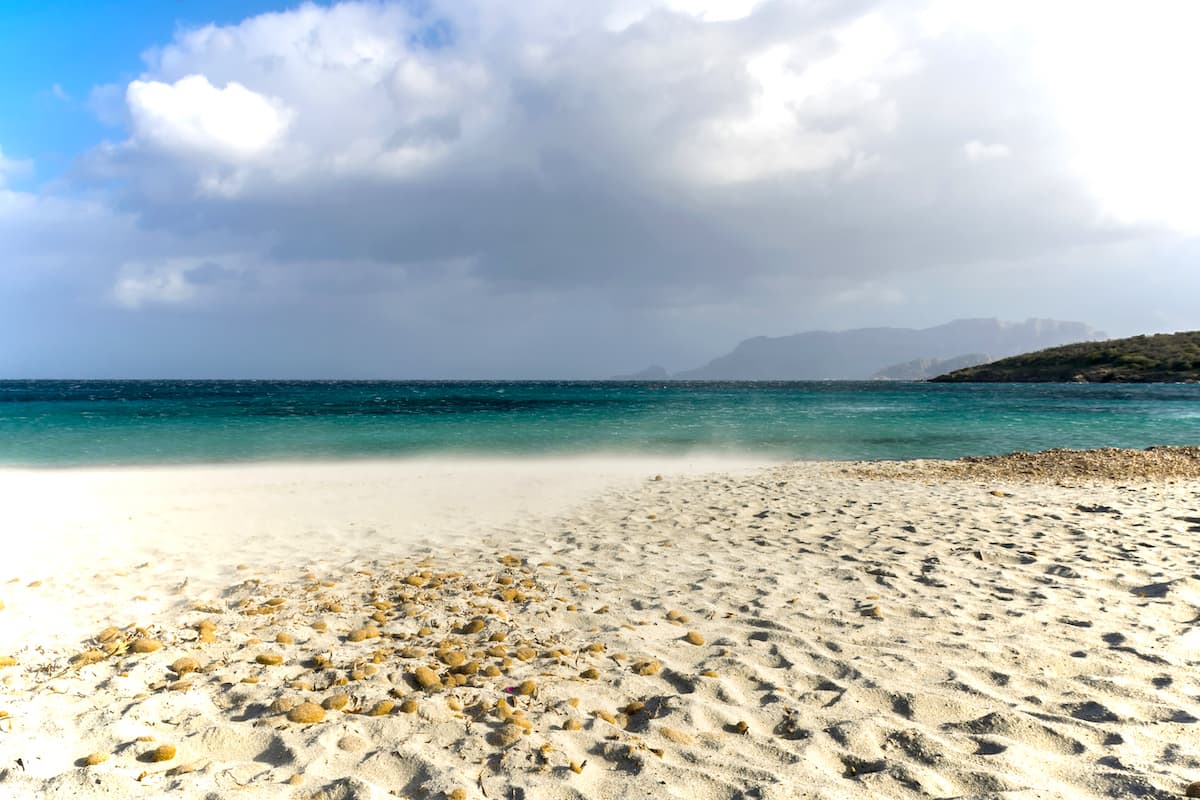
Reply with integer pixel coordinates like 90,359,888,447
931,331,1200,382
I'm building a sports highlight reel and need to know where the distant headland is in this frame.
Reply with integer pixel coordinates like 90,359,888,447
931,331,1200,383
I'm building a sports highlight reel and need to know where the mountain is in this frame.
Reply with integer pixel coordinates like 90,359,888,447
870,353,992,381
930,331,1200,383
673,319,1105,380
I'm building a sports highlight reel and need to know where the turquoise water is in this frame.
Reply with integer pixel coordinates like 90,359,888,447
0,380,1196,467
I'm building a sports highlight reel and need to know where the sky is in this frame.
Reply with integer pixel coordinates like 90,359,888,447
2,0,1198,378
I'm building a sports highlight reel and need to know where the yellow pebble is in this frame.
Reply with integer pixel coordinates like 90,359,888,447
413,666,442,691
130,638,163,654
322,693,350,711
287,702,326,724
145,744,176,763
170,657,199,676
83,752,109,766
256,653,284,666
400,698,418,714
366,700,395,716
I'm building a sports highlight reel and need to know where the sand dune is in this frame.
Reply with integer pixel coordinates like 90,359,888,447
1,454,1199,799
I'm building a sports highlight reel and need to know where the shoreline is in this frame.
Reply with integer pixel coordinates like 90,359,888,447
1,449,1199,798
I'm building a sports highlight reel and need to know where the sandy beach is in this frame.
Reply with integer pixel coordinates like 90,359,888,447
2,450,1199,799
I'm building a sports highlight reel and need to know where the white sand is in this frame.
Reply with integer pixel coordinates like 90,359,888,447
1,456,1198,799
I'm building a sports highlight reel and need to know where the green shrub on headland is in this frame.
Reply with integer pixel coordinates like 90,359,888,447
931,331,1200,383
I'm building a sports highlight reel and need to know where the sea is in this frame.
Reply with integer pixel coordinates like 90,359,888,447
0,380,1197,468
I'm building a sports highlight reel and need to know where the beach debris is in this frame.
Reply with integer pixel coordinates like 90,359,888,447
255,652,284,666
82,752,109,766
130,638,163,654
684,631,706,646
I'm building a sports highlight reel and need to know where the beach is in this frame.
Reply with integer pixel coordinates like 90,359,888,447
2,450,1199,799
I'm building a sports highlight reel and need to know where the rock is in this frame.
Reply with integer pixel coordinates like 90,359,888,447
684,631,706,646
170,656,199,676
1185,781,1200,798
143,744,176,763
413,666,442,691
130,638,163,654
287,702,326,724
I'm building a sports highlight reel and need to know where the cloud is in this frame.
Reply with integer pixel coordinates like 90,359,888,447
963,140,1010,161
4,1,1198,377
0,147,32,187
79,0,1123,292
126,75,292,161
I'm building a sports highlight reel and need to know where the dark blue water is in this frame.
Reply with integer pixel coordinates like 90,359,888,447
0,381,1196,467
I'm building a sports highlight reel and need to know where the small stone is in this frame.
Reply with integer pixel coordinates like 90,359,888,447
400,698,418,714
580,668,600,680
439,650,467,667
170,657,199,676
569,760,584,773
347,626,381,643
1187,782,1200,798
366,700,395,716
563,718,582,731
276,633,295,644
660,726,693,744
337,735,367,752
413,666,442,691
633,659,661,676
256,653,284,666
448,790,467,800
83,752,109,766
517,680,537,696
684,631,705,646
145,744,176,763
0,656,16,668
489,723,525,747
130,638,163,654
322,693,350,711
287,702,326,724
733,720,749,735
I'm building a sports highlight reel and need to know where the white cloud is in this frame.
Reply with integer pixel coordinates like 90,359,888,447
963,140,1010,161
126,74,292,161
5,0,1185,378
0,147,32,187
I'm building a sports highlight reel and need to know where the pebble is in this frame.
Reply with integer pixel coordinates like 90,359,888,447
145,744,176,763
413,666,442,690
170,656,200,676
322,693,350,711
83,752,109,766
684,631,706,646
286,702,326,724
130,638,163,654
